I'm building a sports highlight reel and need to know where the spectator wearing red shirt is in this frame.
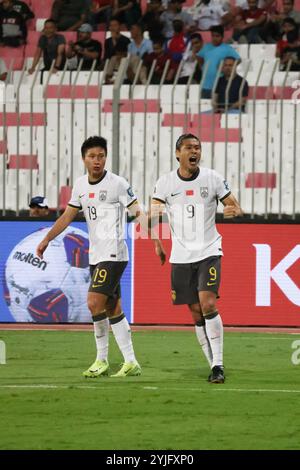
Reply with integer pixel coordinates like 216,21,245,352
167,19,188,62
233,0,267,43
142,36,178,83
276,17,298,57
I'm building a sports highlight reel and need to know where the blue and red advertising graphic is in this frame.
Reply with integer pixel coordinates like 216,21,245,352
0,222,133,323
1,222,299,326
134,224,300,326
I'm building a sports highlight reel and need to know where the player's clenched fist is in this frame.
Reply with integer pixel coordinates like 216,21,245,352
223,205,239,218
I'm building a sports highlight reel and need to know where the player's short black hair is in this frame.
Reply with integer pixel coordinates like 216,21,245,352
175,134,201,151
81,136,107,157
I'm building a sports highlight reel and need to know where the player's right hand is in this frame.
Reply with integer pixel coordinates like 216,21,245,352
155,240,166,265
36,239,49,259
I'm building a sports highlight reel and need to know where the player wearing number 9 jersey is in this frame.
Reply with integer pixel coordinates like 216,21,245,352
36,136,165,378
151,134,243,384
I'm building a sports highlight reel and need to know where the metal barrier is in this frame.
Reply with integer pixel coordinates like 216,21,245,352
0,57,299,218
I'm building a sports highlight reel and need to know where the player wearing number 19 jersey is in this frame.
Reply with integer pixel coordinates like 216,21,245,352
151,134,243,383
36,136,165,378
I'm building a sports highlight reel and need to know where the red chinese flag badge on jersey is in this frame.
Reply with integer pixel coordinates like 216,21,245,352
186,190,194,196
89,193,95,198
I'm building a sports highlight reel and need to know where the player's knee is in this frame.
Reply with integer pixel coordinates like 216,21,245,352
200,299,217,315
87,297,101,315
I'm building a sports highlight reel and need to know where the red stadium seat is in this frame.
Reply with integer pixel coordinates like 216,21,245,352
245,173,277,188
162,113,221,127
59,186,72,210
102,99,160,112
27,30,41,45
8,154,39,169
30,0,52,18
45,85,100,99
0,113,45,126
0,46,25,70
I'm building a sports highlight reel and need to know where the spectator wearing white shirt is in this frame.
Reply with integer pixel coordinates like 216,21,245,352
178,32,203,83
192,0,232,31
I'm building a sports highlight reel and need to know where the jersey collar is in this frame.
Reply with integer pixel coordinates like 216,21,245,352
177,167,200,181
88,170,107,185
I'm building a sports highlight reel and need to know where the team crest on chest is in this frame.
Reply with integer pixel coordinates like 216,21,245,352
200,187,209,198
99,190,107,201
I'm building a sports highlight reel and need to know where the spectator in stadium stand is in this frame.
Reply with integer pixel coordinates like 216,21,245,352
0,0,26,47
103,17,130,61
261,0,300,43
126,22,153,83
88,0,113,30
28,19,66,74
142,35,178,83
212,56,249,113
232,0,267,44
29,196,50,218
8,0,34,22
112,0,142,30
177,32,203,84
280,29,300,70
191,0,233,31
166,19,188,62
276,17,298,56
160,0,196,40
0,57,7,80
105,41,128,82
51,0,88,31
140,0,164,40
197,25,240,98
66,23,102,70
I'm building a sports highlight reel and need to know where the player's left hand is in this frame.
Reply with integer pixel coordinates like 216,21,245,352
223,205,239,218
155,240,166,265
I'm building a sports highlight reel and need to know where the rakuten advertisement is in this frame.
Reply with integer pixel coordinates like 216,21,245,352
134,224,300,326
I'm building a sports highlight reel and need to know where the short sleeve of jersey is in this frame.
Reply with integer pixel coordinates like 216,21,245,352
152,176,166,203
214,171,231,201
68,181,82,209
118,177,137,208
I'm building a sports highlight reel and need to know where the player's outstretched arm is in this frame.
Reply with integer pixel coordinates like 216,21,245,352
36,205,79,259
222,193,243,218
128,200,166,265
149,199,167,265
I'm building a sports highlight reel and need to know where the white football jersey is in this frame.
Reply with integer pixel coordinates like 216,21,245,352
153,167,230,263
69,170,137,264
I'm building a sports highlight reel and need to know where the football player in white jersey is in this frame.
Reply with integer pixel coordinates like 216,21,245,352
37,136,165,378
151,133,243,383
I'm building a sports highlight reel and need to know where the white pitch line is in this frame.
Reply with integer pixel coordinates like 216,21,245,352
0,384,300,394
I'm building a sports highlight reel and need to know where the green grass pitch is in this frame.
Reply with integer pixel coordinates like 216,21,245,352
0,329,300,450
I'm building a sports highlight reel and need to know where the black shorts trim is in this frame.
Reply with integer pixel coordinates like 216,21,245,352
68,203,81,209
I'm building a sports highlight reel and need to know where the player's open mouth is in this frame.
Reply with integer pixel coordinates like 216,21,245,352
189,157,198,163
